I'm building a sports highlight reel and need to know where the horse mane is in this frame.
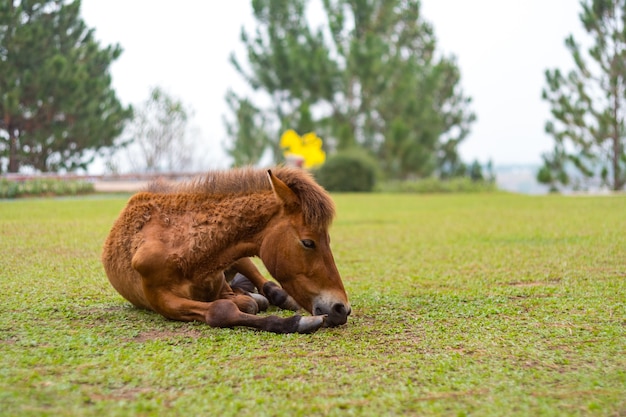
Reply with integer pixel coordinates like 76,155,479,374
145,167,335,230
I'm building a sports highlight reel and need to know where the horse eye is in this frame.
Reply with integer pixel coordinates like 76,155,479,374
301,239,316,249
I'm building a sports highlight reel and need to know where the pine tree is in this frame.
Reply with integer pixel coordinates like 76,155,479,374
0,0,131,173
540,0,626,191
227,0,474,179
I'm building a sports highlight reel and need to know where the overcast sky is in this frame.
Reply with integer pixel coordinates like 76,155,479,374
80,0,586,170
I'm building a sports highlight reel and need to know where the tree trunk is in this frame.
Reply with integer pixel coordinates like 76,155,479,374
613,134,623,190
4,114,20,173
8,134,19,173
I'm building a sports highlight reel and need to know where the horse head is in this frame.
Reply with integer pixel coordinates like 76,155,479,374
259,170,351,327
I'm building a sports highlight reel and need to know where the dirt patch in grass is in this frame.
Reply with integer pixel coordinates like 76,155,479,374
506,280,561,287
127,327,206,343
88,386,166,403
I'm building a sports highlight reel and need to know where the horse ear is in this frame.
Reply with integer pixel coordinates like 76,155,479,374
267,170,300,210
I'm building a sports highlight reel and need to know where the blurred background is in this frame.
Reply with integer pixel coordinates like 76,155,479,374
3,0,625,194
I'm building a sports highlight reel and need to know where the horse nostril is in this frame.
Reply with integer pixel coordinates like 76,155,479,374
314,307,323,316
332,303,347,317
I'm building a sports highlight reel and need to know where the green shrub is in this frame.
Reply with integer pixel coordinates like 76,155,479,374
314,149,379,192
0,178,95,199
378,177,498,193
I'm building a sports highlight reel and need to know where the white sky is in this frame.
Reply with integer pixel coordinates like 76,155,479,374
80,0,586,170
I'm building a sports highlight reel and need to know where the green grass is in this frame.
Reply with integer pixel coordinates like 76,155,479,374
0,193,624,416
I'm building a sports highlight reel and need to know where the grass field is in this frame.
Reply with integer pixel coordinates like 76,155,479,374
0,192,624,416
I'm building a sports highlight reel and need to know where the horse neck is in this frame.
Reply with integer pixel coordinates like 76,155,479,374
200,191,281,258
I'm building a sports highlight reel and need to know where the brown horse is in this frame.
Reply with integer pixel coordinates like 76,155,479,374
102,167,350,333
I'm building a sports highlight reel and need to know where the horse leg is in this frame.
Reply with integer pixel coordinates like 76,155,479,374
205,300,324,333
144,290,323,334
230,258,301,311
218,278,267,314
129,238,320,332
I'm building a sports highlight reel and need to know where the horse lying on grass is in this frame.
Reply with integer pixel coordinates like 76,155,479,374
102,167,350,334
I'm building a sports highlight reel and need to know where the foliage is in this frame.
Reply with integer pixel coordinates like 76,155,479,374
314,148,378,192
0,177,94,198
376,177,498,194
223,90,273,167
0,194,624,416
377,176,497,194
0,0,132,173
226,0,475,179
540,0,626,191
123,87,193,173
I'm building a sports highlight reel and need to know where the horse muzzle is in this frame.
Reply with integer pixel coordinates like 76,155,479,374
313,295,351,327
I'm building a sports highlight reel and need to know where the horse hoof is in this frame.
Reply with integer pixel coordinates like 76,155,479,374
230,273,256,293
297,315,326,334
280,295,301,311
250,293,269,312
263,282,301,311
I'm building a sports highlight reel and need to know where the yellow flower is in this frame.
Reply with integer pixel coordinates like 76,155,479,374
280,129,326,168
